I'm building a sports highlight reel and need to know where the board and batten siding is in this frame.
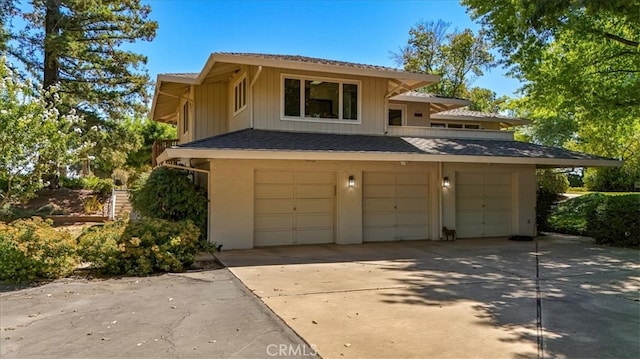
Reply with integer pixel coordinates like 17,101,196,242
194,81,228,141
251,66,387,135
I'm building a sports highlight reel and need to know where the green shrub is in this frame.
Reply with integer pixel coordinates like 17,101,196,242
587,194,640,247
584,167,640,192
60,176,85,190
77,217,200,276
0,217,78,282
82,176,114,197
130,167,208,241
536,169,569,232
548,193,607,235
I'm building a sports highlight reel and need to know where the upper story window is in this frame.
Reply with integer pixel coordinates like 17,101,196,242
388,104,406,126
431,122,481,129
282,75,360,122
233,74,247,115
182,101,189,134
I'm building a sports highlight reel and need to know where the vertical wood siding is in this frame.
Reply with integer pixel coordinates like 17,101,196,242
194,81,228,140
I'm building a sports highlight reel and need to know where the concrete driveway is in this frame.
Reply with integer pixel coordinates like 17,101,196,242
219,235,640,359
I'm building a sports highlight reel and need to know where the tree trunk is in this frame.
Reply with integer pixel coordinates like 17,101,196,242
43,0,61,90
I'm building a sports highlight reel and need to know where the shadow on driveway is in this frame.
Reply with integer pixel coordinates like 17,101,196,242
220,235,639,359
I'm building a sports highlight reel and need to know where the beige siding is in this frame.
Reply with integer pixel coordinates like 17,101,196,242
251,67,387,135
388,100,432,127
194,81,228,140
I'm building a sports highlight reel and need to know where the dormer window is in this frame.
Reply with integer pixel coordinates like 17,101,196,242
233,74,247,116
282,75,360,122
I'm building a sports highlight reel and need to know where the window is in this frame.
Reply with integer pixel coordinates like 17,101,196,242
431,122,482,129
282,75,360,121
182,101,189,134
388,104,406,126
233,74,247,115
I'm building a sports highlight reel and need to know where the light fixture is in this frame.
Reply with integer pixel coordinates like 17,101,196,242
443,176,450,188
348,175,355,188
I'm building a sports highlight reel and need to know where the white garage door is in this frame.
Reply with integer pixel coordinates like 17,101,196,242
456,172,512,238
363,172,429,242
254,171,335,246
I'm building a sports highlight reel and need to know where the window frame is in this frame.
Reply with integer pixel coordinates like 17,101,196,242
387,104,407,127
430,122,483,130
182,100,190,134
280,73,361,124
232,73,247,116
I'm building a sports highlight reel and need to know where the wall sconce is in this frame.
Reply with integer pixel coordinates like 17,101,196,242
348,175,355,188
443,176,450,188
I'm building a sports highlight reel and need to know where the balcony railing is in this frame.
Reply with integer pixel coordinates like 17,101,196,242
152,139,178,167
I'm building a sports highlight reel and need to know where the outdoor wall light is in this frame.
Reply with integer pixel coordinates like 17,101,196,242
348,175,355,188
443,176,450,188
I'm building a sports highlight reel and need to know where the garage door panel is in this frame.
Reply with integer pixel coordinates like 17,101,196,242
484,197,511,210
363,184,395,198
363,198,395,212
456,173,480,185
255,199,294,214
483,184,510,197
296,198,334,213
397,212,428,226
363,172,429,242
255,184,293,199
396,173,427,185
296,184,334,198
397,226,429,240
457,184,483,198
457,198,483,210
396,198,428,211
396,184,427,198
362,212,396,227
255,214,294,230
295,229,334,244
456,172,512,238
296,213,333,229
457,210,483,225
256,171,293,184
483,210,511,224
363,227,396,242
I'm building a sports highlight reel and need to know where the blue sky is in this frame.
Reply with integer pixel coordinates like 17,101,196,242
142,0,520,97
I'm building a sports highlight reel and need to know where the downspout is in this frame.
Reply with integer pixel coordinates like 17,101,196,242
249,66,263,129
438,162,443,239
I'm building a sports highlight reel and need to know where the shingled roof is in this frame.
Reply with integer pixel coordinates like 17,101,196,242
216,52,406,72
177,129,613,163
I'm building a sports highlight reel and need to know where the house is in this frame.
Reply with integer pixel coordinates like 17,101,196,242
150,52,619,249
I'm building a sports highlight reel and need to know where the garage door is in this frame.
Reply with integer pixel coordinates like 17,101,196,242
363,172,429,242
254,171,335,246
456,172,512,238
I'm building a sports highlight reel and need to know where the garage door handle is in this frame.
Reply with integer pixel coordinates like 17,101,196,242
293,207,296,211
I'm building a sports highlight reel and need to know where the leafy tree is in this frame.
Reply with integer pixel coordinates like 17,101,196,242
5,0,157,119
125,117,176,169
393,19,495,99
466,87,507,113
0,58,83,207
464,0,640,190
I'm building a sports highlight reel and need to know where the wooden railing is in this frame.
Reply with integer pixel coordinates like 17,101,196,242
152,139,178,167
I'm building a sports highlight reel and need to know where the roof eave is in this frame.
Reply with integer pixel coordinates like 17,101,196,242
158,147,621,168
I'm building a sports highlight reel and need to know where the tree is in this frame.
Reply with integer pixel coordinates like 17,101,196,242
464,0,640,190
466,87,507,113
393,20,495,98
6,0,157,119
0,58,83,207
